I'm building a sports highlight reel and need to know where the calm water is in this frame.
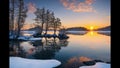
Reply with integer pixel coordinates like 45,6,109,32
9,31,110,68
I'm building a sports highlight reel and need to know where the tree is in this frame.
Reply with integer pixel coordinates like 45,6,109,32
34,7,62,35
16,0,27,38
34,8,45,35
54,18,61,35
10,0,14,33
45,9,51,34
49,13,61,35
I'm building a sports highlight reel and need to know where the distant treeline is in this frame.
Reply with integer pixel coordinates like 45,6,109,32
59,27,88,31
95,26,110,31
59,26,111,31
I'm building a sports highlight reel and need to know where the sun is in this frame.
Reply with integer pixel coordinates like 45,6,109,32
90,26,94,31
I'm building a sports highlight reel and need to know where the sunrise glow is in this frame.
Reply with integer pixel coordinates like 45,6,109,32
90,26,94,31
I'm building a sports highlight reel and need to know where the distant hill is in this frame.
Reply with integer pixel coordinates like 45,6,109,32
96,26,111,31
65,27,88,31
27,26,42,31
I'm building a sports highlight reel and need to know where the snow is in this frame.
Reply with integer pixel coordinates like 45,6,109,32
79,62,110,68
66,31,87,33
17,36,42,41
10,36,42,41
10,57,61,68
21,31,36,35
29,37,42,41
18,36,30,40
66,31,87,34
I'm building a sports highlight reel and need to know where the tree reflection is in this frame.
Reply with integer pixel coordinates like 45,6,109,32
9,37,69,59
97,31,110,36
9,40,26,57
33,38,69,59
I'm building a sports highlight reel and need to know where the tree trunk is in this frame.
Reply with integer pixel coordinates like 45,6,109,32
16,0,22,38
54,22,56,35
45,22,48,34
11,0,15,38
41,14,44,35
45,13,49,34
41,23,44,34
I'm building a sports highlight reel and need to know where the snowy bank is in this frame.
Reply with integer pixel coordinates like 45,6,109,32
11,36,42,41
79,62,110,68
21,31,36,35
29,37,42,41
10,57,61,68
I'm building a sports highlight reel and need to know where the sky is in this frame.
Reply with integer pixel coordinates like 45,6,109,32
23,0,110,29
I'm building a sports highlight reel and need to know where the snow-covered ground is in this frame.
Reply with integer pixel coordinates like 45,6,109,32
10,57,61,68
29,37,42,41
9,30,42,41
79,62,110,68
10,36,42,41
18,36,42,41
21,31,36,35
66,31,87,33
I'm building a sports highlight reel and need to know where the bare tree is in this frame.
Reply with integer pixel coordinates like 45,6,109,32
34,7,62,35
34,8,45,35
45,9,51,34
9,0,19,39
54,18,61,35
16,0,27,38
49,13,61,35
10,0,14,33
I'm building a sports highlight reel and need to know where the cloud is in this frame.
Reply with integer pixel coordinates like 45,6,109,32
85,0,94,5
28,2,36,13
60,0,96,13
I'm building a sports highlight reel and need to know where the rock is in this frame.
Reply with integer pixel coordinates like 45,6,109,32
79,62,110,68
83,61,96,66
106,62,111,64
94,60,104,62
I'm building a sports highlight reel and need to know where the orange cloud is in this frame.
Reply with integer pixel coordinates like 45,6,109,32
60,0,96,12
28,2,36,13
85,0,94,5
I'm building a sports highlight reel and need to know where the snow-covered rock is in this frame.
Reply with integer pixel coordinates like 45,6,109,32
10,57,61,68
79,62,110,68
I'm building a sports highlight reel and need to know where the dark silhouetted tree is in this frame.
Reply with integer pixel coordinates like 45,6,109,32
16,0,27,38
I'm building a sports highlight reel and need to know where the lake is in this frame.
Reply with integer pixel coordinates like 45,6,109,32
9,31,110,68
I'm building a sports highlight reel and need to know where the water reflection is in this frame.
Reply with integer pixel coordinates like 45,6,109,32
55,31,110,68
67,31,110,50
9,38,69,59
97,31,110,36
64,56,93,68
66,31,87,35
9,31,110,68
9,41,26,57
33,38,69,59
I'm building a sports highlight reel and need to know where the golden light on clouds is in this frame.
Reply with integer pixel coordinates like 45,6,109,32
60,0,96,12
